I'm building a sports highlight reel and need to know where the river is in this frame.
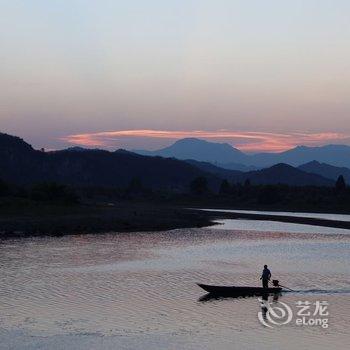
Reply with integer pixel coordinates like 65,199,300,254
0,216,349,349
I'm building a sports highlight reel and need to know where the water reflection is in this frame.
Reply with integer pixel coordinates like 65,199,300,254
0,228,349,349
212,219,350,235
201,208,350,222
198,292,281,303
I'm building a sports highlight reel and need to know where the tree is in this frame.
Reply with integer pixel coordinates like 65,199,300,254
258,185,281,205
31,182,78,203
0,179,9,196
244,178,251,188
335,175,346,192
219,179,231,194
190,176,208,195
127,177,144,194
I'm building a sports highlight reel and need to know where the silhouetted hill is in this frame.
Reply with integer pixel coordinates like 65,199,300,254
0,133,218,190
236,163,333,186
0,133,336,189
216,162,257,171
0,132,35,154
186,159,333,186
0,133,45,182
299,161,350,183
64,146,93,152
250,145,350,168
185,159,243,180
135,138,350,168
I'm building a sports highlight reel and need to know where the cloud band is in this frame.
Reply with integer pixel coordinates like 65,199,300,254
61,129,350,153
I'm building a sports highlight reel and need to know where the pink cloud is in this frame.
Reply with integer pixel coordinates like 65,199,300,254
61,130,350,153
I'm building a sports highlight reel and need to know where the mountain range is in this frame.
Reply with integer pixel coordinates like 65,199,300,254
185,159,333,187
0,133,217,190
298,161,350,183
0,132,348,189
134,138,350,169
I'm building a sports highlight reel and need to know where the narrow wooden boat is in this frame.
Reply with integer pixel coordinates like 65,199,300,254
197,283,282,296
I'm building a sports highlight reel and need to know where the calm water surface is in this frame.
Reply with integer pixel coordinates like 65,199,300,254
1,222,349,349
214,219,350,234
202,208,350,222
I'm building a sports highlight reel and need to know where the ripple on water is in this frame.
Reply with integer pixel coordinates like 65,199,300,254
0,228,349,349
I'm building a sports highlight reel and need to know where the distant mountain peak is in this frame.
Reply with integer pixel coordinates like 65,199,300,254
64,146,90,152
133,137,245,164
174,137,231,147
115,148,137,155
306,160,321,165
174,137,202,143
268,163,295,170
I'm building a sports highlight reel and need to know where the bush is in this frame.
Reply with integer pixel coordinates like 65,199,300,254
335,175,346,192
0,179,10,196
30,182,78,204
190,177,208,195
219,179,231,194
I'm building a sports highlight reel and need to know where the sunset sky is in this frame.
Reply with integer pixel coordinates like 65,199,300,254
1,1,349,152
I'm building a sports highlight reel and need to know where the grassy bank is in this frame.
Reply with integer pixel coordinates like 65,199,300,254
0,198,213,238
1,194,350,239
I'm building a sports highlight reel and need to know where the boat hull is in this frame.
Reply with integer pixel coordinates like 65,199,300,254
197,283,282,296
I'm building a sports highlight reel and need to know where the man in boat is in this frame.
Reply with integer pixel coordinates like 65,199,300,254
260,265,271,288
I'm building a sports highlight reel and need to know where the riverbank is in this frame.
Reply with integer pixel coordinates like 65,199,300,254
1,198,350,238
0,199,213,238
205,210,350,230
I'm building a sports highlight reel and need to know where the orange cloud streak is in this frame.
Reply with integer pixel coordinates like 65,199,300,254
61,130,350,153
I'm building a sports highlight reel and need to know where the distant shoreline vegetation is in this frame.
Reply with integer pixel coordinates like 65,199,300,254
187,175,349,213
0,175,349,238
0,173,349,212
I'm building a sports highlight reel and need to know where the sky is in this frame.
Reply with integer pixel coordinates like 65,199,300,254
1,0,350,153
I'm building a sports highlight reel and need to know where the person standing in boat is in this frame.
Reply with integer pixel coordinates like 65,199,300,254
260,265,271,288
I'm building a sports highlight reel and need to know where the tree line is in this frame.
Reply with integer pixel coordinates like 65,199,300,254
188,175,350,212
189,175,347,195
0,175,349,212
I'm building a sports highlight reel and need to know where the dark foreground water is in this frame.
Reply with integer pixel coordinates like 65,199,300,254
0,222,349,349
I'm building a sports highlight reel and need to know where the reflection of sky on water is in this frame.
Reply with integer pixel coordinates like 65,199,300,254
212,219,350,235
202,209,350,222
0,227,349,349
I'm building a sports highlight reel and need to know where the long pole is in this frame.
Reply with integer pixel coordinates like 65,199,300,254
278,284,295,292
268,280,295,292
